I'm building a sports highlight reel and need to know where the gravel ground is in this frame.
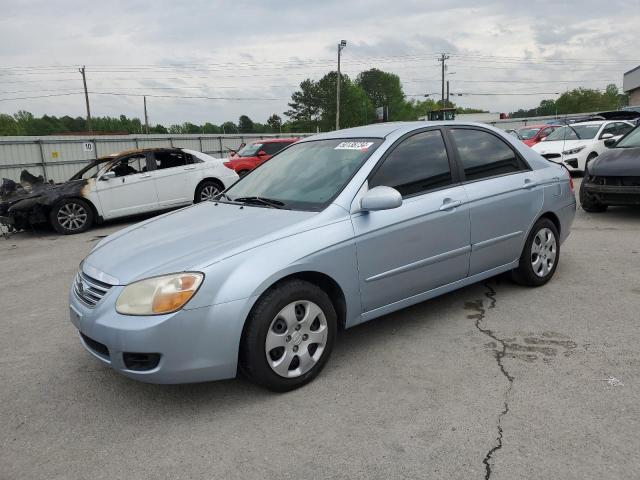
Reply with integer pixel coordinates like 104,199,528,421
1,178,639,479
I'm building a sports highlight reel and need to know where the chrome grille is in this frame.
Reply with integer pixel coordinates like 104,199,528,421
73,271,112,308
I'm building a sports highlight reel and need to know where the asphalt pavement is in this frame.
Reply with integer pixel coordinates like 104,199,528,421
1,178,639,479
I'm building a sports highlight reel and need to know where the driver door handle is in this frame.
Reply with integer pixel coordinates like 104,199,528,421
439,198,463,211
523,178,538,189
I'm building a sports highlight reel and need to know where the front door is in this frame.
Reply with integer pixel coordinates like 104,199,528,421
447,127,543,276
95,153,159,219
352,129,471,313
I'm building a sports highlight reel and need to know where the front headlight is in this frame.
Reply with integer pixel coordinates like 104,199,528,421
562,146,586,155
116,272,204,315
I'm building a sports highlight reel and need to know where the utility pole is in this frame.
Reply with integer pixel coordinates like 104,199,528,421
446,80,450,108
143,96,149,134
78,66,92,133
438,53,450,108
336,40,347,131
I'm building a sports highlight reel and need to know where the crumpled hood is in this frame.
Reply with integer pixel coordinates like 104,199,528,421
532,139,589,154
589,147,640,176
1,175,82,205
84,201,318,285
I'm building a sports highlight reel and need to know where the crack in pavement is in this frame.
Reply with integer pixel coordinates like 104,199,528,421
465,282,514,480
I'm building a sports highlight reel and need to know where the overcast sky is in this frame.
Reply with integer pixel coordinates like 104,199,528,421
1,0,639,126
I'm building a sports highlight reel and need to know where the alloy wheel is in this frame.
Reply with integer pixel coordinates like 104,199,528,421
57,203,88,231
265,300,328,378
531,227,557,277
200,185,220,201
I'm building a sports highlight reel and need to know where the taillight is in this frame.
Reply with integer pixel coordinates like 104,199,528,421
568,176,574,193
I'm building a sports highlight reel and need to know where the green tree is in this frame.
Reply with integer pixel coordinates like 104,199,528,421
202,122,220,134
220,121,238,134
267,114,282,132
356,68,411,121
0,113,18,135
285,79,322,132
238,115,254,133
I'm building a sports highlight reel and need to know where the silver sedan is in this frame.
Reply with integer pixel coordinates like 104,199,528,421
69,122,576,391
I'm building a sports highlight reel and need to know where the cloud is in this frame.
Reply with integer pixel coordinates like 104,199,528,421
0,0,638,122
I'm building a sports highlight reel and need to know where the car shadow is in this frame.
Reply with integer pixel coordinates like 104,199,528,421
70,278,508,414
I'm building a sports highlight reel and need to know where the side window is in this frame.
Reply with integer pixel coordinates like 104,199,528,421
449,128,525,182
108,154,148,177
540,127,554,138
369,130,452,197
154,150,187,170
262,142,288,155
615,122,633,136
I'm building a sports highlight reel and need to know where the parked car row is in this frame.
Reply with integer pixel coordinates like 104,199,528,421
512,120,635,173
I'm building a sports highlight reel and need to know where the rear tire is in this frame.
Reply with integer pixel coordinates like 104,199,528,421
49,198,94,235
194,180,222,203
511,218,559,287
240,279,337,392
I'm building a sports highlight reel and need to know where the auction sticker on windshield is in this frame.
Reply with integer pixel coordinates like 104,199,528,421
334,141,374,151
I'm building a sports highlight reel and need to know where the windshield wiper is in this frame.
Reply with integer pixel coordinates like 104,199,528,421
233,196,287,209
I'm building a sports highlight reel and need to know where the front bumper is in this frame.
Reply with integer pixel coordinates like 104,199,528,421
540,150,589,172
582,183,640,206
69,284,255,384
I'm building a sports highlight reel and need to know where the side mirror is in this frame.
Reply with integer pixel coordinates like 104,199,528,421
257,150,267,157
100,171,116,181
604,138,617,148
600,133,614,140
360,186,402,212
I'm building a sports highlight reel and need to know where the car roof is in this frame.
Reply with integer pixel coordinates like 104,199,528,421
99,147,181,160
301,121,517,141
518,124,552,129
252,137,299,144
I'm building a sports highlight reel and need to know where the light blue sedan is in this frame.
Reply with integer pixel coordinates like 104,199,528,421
69,122,576,391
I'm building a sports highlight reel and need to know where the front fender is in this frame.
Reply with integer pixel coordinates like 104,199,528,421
187,217,363,326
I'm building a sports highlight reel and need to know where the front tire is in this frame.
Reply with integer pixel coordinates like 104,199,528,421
50,198,93,234
579,169,607,213
240,279,337,391
511,218,560,286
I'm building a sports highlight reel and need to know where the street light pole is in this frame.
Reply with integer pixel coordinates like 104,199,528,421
336,40,347,131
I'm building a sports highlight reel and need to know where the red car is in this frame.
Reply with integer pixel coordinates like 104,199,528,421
223,138,299,176
517,125,560,147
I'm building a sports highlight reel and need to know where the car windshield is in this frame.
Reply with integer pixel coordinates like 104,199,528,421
545,124,601,141
616,127,640,148
69,159,111,181
236,143,263,157
518,128,541,140
223,138,383,211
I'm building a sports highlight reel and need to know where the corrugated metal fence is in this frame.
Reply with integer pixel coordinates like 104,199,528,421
0,133,312,183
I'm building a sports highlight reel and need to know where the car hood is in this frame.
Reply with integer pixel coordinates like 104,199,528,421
1,170,85,205
532,139,589,154
589,147,640,176
84,201,320,285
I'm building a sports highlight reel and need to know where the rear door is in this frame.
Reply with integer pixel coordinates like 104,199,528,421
352,128,471,312
447,127,543,276
151,149,199,207
95,153,159,219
